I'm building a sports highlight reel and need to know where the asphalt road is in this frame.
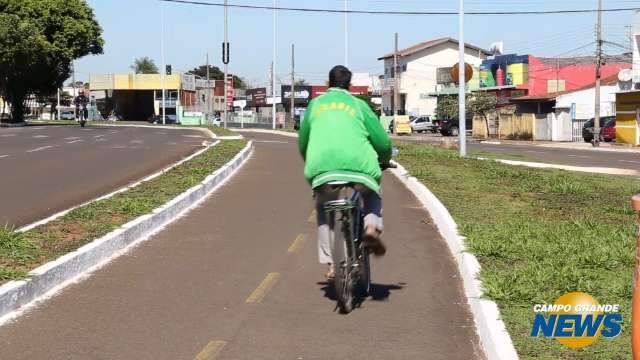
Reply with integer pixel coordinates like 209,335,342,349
0,133,484,360
0,125,208,227
394,134,640,171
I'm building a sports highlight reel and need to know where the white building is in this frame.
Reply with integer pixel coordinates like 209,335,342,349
552,75,621,142
378,37,490,116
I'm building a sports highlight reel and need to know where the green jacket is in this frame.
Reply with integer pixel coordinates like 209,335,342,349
298,88,392,193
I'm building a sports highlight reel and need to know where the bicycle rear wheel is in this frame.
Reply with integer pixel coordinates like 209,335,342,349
332,209,354,314
358,247,371,297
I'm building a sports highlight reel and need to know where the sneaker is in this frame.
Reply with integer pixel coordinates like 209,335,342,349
363,225,386,257
325,263,335,281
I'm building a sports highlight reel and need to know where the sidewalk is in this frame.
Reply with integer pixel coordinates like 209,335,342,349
479,139,640,153
0,132,484,360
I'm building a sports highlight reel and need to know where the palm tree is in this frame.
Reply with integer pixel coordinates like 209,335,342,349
131,57,159,74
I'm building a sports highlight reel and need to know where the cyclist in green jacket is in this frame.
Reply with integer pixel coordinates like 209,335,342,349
298,65,392,280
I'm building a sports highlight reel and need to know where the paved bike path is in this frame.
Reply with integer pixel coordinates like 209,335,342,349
0,132,483,359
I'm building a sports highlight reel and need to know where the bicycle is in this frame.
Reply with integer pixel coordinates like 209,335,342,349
324,162,397,314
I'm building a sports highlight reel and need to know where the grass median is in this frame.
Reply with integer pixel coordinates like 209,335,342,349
0,139,246,283
395,141,640,360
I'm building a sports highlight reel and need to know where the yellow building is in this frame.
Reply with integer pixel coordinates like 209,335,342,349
90,73,191,121
615,91,640,146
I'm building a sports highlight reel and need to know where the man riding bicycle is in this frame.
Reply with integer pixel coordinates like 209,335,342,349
298,65,392,280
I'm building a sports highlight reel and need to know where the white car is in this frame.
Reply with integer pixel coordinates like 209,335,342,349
410,116,436,133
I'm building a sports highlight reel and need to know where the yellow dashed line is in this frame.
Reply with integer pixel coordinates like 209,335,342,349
307,209,316,223
288,234,305,253
194,340,227,360
246,272,281,304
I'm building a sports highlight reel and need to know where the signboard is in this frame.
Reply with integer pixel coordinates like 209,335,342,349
246,87,267,107
226,76,234,108
195,79,215,89
181,74,196,91
281,85,312,106
233,100,247,108
437,67,453,84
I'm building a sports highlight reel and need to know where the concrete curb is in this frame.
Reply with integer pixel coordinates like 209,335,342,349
0,141,254,325
390,163,519,360
478,157,640,177
233,128,299,138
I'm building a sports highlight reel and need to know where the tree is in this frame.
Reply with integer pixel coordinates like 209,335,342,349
436,96,460,119
0,0,103,123
130,57,159,74
469,92,498,138
294,79,308,86
188,65,246,89
436,93,498,137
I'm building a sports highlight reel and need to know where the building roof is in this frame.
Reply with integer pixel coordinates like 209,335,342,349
378,37,491,60
510,74,620,102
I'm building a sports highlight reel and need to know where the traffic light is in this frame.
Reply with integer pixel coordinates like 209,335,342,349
166,65,172,75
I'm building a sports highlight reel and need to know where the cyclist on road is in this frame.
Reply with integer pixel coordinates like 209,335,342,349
74,90,89,121
298,65,392,280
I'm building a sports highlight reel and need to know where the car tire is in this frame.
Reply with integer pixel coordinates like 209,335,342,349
450,127,459,137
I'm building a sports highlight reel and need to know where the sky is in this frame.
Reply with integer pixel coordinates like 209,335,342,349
75,0,639,87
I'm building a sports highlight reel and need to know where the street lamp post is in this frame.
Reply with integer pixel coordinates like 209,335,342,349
344,0,348,66
272,0,277,130
161,1,166,125
458,0,467,157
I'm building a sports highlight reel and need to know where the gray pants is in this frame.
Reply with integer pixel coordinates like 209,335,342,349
314,185,383,264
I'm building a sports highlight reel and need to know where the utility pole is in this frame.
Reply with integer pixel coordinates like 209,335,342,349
344,0,348,66
393,32,399,135
223,0,229,128
72,61,76,119
161,1,166,125
290,43,295,128
206,53,210,117
56,87,61,121
458,0,467,156
593,0,603,147
272,0,277,130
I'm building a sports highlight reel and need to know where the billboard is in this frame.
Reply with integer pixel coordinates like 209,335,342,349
281,85,312,106
226,76,234,109
246,87,267,107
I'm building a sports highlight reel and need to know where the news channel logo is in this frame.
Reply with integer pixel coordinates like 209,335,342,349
530,292,623,349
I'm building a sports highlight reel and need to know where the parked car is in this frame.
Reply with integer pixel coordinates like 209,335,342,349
151,114,179,124
439,116,473,137
60,110,75,120
410,116,437,133
582,116,616,143
207,114,222,127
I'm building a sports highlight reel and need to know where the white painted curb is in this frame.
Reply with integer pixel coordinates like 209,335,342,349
0,141,254,325
477,157,640,177
233,128,299,138
390,163,519,360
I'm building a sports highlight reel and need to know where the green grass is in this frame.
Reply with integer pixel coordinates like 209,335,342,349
0,140,246,282
395,141,640,359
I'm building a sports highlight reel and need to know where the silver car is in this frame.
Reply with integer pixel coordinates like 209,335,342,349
410,116,436,133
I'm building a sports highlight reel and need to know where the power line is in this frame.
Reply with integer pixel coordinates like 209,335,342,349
159,0,640,16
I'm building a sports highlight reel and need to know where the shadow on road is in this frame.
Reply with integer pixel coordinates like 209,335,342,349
317,281,404,309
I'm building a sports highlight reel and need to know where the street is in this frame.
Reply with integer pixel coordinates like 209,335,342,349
393,133,640,172
0,132,483,360
0,125,208,227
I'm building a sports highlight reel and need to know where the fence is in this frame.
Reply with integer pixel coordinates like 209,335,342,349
572,119,588,142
